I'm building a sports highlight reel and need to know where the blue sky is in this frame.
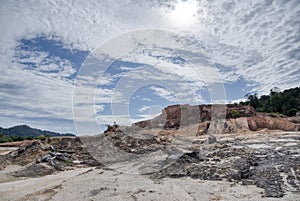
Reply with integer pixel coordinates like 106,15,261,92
0,0,299,134
15,36,88,79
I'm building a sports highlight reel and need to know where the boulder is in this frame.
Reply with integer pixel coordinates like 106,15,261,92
197,121,210,135
235,118,249,130
207,136,217,144
247,117,298,131
223,118,249,133
247,119,257,131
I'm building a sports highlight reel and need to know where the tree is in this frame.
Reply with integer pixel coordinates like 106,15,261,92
248,93,259,108
270,87,281,94
287,108,297,117
270,92,282,113
26,136,34,140
0,134,13,143
239,87,300,115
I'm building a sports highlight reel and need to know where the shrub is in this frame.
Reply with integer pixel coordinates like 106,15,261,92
231,109,239,117
15,136,25,141
38,135,46,140
0,134,13,143
287,108,298,117
26,136,34,140
106,125,113,130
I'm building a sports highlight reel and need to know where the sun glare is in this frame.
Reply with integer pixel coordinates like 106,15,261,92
169,0,198,27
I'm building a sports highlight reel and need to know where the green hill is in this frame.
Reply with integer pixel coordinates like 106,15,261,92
0,125,75,143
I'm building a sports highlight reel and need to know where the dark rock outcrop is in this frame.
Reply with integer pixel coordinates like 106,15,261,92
151,142,300,198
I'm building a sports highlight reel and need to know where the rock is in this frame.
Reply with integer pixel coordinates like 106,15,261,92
12,163,54,178
50,145,55,152
247,119,258,131
151,142,300,198
3,136,103,172
134,104,256,130
207,136,217,144
133,103,299,133
41,154,52,162
197,121,210,135
247,117,298,131
287,116,300,124
234,118,249,130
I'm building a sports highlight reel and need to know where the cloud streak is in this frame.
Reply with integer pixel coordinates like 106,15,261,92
0,0,299,133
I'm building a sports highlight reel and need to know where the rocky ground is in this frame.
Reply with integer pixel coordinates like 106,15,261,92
0,136,101,181
0,129,300,200
149,132,300,198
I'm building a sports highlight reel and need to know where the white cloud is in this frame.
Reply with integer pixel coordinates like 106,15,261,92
138,105,151,113
0,66,74,124
141,97,151,101
0,0,299,134
199,0,300,94
149,85,177,102
131,114,159,123
96,114,132,127
16,49,76,80
231,98,247,104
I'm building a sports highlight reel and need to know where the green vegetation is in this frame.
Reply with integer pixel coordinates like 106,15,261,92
37,135,46,141
287,108,298,117
0,125,75,143
0,133,50,143
240,87,300,116
231,109,239,117
0,133,13,143
106,124,114,130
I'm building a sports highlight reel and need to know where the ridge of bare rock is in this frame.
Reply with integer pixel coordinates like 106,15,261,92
133,104,300,133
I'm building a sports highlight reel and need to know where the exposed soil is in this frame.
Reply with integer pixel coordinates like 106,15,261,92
0,130,299,199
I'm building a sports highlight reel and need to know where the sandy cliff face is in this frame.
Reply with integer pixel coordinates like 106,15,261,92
133,104,300,133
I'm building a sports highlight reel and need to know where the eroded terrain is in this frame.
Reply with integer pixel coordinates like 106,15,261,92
0,130,299,200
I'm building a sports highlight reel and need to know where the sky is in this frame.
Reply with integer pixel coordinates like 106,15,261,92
0,0,299,134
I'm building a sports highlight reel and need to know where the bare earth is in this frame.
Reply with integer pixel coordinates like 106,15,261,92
0,165,299,201
0,131,300,201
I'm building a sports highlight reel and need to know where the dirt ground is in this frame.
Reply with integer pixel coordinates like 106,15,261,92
0,131,300,201
1,165,299,201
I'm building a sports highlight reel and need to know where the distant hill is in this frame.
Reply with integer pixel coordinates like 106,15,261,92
0,125,75,138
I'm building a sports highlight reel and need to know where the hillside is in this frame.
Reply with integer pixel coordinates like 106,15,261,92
0,125,75,139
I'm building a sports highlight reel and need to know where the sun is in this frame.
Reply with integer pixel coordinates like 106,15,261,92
169,0,198,27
